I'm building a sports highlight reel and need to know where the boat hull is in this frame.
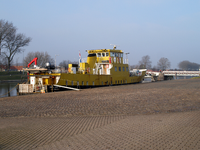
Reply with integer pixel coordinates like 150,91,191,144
57,71,146,87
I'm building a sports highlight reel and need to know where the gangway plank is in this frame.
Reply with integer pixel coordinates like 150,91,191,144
53,85,80,91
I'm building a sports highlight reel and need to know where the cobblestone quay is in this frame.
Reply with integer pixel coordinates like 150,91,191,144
0,79,200,149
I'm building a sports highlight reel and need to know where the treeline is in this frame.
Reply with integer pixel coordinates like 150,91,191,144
59,60,78,69
178,61,200,71
24,51,54,67
3,50,200,71
130,55,171,71
130,55,200,71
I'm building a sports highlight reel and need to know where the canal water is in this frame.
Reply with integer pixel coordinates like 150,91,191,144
0,82,18,98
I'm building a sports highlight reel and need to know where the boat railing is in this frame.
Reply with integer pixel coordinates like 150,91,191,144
123,59,129,64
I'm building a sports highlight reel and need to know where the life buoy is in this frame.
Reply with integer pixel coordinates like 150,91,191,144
87,68,90,73
109,57,111,63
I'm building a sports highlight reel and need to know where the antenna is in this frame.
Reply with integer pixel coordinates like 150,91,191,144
110,44,120,50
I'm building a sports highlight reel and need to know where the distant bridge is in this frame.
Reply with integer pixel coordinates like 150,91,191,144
163,71,200,77
146,71,200,77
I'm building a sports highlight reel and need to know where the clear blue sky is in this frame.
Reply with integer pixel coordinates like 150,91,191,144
1,0,200,69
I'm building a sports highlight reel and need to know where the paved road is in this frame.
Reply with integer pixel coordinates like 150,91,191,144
0,79,200,149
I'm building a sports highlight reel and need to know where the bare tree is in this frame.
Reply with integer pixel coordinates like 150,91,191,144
138,55,152,69
0,54,9,68
59,60,79,69
59,60,69,69
178,60,200,71
0,20,16,55
0,55,5,70
24,51,54,67
129,64,139,70
0,20,31,70
2,33,31,70
157,57,171,71
152,65,158,71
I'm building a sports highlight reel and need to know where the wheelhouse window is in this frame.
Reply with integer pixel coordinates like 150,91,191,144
106,52,109,57
111,52,115,57
126,67,128,71
115,66,117,71
102,53,105,57
119,67,121,71
115,53,118,57
123,67,125,71
97,53,101,57
88,53,96,57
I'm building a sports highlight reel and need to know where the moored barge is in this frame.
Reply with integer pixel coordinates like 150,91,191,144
19,46,146,94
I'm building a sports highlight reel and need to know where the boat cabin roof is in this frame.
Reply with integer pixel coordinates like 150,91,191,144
87,49,123,54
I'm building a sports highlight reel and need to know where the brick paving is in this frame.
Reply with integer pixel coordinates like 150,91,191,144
33,111,200,150
0,79,200,149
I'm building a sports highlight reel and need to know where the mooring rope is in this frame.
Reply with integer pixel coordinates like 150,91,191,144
0,83,19,97
0,81,26,98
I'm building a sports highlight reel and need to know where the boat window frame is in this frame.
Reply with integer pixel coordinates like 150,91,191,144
126,67,128,71
119,67,121,71
123,67,125,71
88,53,96,57
106,52,109,57
111,52,115,57
97,53,101,57
115,66,117,71
102,53,106,57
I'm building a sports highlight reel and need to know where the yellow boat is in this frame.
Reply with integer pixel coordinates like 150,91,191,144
21,46,146,93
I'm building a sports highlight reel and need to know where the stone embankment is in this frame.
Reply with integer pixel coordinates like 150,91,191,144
0,79,200,149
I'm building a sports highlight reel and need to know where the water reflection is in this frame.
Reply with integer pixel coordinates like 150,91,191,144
0,82,18,98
